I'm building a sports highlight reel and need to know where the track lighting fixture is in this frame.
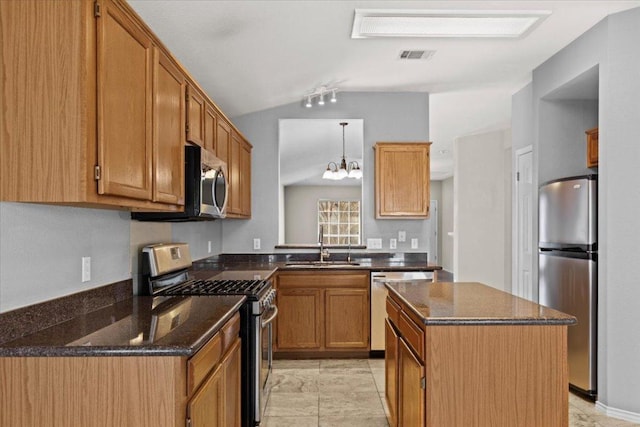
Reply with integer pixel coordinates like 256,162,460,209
303,85,339,108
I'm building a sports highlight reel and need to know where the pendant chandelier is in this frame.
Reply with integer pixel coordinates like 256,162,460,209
322,122,362,180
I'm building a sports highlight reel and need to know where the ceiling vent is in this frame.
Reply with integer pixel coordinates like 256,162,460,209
399,50,435,60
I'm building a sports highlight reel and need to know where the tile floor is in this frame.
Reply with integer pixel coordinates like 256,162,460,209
263,358,640,427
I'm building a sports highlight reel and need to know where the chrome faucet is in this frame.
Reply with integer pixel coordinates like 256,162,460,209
319,225,330,262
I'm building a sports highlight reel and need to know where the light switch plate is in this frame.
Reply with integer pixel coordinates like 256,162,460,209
367,238,383,249
207,241,212,253
398,231,406,242
390,238,397,249
253,238,261,250
82,257,91,282
411,238,419,249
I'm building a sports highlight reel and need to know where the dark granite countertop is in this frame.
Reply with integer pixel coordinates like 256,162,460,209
191,252,442,275
0,295,245,357
386,281,576,325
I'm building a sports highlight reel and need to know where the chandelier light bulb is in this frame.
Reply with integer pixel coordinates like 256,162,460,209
305,96,312,108
318,93,325,106
330,90,337,103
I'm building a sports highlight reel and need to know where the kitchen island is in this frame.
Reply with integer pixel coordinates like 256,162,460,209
384,281,576,427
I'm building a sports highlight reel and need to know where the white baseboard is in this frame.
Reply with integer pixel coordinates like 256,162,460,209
596,401,640,423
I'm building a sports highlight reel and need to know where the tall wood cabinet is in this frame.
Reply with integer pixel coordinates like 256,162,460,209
0,0,182,211
274,270,369,356
585,127,598,168
0,0,251,217
374,142,431,218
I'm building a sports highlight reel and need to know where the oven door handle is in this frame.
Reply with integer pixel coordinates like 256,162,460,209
261,305,278,328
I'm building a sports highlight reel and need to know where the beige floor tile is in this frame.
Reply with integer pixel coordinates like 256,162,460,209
320,358,371,373
371,367,385,393
270,370,319,393
368,358,385,369
273,359,321,371
319,415,389,427
318,372,377,392
265,392,319,417
262,416,318,427
319,391,385,417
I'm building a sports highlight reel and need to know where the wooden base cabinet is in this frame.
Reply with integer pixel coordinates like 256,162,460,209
0,313,242,427
275,271,370,355
385,294,569,427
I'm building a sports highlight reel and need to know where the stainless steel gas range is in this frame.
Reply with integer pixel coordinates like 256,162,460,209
142,243,277,426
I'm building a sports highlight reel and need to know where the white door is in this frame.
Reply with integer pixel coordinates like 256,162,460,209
515,147,533,300
429,200,438,263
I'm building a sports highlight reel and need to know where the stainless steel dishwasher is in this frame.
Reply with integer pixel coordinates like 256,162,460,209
370,271,433,352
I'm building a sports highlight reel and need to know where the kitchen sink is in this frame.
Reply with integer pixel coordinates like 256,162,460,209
284,260,360,267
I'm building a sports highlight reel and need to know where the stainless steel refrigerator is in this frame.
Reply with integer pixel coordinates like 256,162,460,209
538,175,597,398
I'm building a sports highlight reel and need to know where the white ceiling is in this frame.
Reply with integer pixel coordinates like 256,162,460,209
128,0,640,180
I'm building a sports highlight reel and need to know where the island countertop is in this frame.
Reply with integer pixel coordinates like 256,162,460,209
385,281,576,325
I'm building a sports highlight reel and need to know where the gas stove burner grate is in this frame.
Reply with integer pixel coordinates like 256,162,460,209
158,278,268,297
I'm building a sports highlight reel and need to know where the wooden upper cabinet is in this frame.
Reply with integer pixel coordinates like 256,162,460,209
226,130,252,218
586,127,598,168
204,103,217,154
97,0,153,201
216,117,231,164
153,48,185,205
375,142,431,218
186,85,205,146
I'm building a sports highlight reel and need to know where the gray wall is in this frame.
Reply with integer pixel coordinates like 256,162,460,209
284,185,360,244
454,129,512,292
512,6,640,417
0,203,130,312
228,92,432,254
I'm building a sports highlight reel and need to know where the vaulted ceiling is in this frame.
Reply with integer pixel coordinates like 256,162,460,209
129,1,640,179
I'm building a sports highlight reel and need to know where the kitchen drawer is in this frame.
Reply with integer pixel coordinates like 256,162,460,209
187,332,222,395
399,311,424,361
221,312,241,353
386,296,401,326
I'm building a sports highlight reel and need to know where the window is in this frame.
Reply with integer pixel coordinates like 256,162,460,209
317,200,360,245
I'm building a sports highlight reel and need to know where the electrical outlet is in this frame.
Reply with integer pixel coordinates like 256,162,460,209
82,257,91,282
367,238,382,249
207,241,212,253
390,238,397,249
253,238,261,250
398,231,406,242
411,238,419,249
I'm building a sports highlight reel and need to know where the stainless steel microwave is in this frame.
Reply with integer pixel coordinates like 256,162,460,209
132,145,228,221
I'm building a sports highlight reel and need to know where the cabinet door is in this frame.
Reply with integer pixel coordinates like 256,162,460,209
586,128,598,168
204,104,217,154
375,143,431,218
97,0,153,201
385,319,399,427
276,289,323,350
187,362,224,427
325,288,369,349
240,140,252,217
186,85,205,146
153,48,184,205
398,338,425,427
222,338,242,427
229,131,242,215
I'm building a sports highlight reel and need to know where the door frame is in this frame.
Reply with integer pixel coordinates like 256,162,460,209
513,145,533,300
